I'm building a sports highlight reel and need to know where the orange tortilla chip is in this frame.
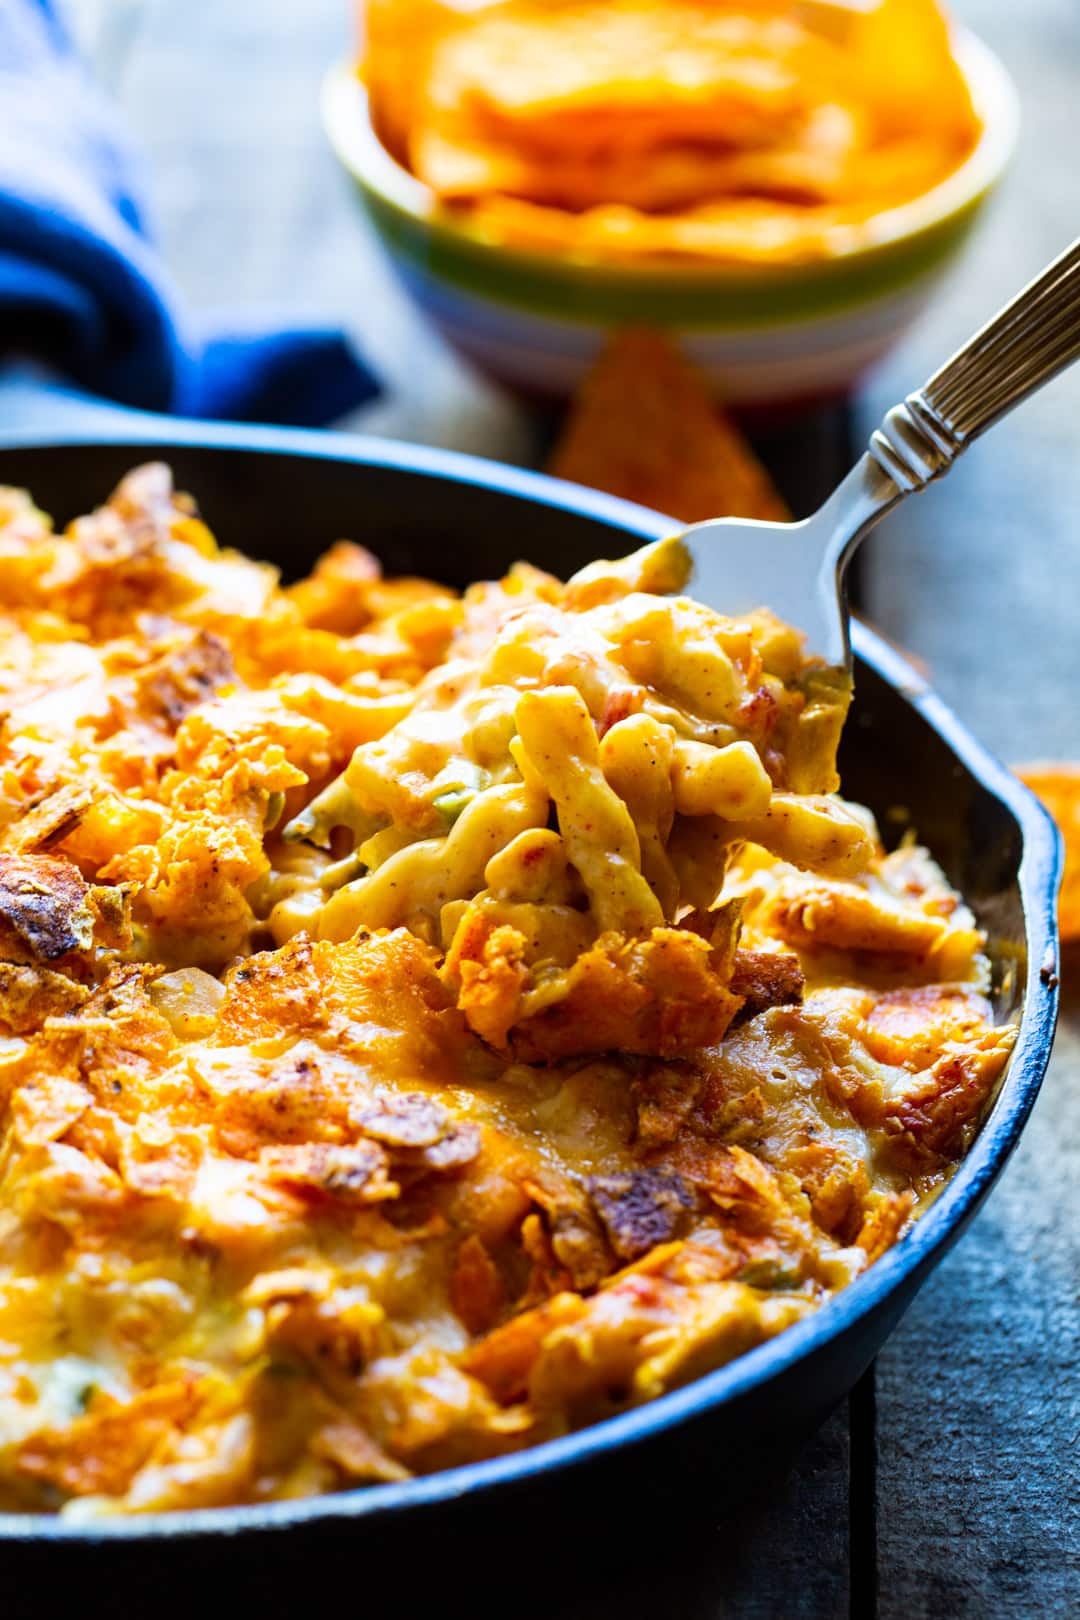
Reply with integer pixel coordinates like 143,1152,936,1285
547,328,790,524
363,0,981,266
418,105,864,213
848,0,978,144
1015,764,1080,940
361,0,470,163
462,194,853,265
423,3,836,144
410,2,849,207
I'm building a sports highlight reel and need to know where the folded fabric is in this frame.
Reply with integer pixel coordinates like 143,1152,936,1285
0,0,378,423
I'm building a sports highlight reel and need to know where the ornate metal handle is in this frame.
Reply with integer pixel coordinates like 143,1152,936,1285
868,236,1080,492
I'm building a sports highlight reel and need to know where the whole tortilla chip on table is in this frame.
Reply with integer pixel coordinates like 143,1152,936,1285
547,328,790,524
1015,764,1080,940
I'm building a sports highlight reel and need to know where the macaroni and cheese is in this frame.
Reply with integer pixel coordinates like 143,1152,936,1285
0,467,1011,1514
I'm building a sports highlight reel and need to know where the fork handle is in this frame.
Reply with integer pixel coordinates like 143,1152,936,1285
866,236,1080,491
810,235,1080,665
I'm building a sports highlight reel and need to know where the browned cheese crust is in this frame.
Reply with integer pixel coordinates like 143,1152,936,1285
0,468,1011,1515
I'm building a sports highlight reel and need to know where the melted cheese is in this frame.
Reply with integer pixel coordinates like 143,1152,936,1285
0,465,1011,1515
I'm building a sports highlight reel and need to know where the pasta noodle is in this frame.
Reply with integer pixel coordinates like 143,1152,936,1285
0,466,1011,1515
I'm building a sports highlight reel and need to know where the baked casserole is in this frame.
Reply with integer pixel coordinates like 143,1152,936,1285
0,466,1012,1515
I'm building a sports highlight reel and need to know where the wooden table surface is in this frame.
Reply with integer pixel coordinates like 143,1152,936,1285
77,2,1080,1613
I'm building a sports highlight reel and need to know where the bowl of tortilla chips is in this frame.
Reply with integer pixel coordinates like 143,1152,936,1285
324,0,1017,405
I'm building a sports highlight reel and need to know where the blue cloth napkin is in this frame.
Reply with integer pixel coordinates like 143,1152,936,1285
0,0,378,423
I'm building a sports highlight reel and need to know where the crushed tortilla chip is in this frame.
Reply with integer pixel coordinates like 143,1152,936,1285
1015,765,1080,940
547,328,790,523
362,0,981,265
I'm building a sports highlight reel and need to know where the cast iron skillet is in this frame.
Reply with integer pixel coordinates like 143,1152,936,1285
0,405,1061,1610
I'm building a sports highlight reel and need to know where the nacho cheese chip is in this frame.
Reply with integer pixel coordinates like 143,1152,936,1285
361,0,981,264
547,328,790,523
1015,765,1080,940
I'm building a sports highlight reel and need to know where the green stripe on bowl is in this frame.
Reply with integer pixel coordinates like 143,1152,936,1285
355,183,984,329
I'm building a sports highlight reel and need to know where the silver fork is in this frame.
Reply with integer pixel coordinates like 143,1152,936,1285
682,236,1080,667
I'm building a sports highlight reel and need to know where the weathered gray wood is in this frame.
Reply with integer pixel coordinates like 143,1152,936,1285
860,0,1080,761
859,3,1080,1613
555,1411,853,1620
872,1006,1080,1619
